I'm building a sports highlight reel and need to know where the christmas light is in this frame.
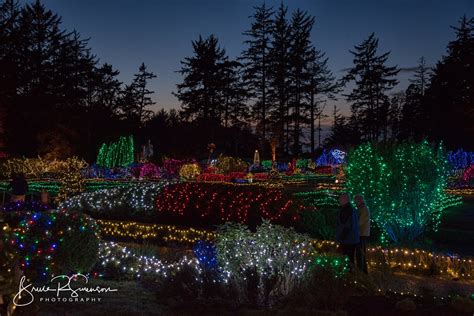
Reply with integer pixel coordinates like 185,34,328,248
294,190,339,208
155,182,302,225
0,157,87,179
4,209,99,279
95,241,202,279
96,135,135,168
178,163,201,180
316,149,346,166
446,149,474,170
462,164,474,183
60,181,175,213
346,141,450,243
97,219,216,244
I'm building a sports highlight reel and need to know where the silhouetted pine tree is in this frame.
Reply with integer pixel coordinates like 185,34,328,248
306,47,339,153
268,3,290,154
1,0,99,155
220,59,249,127
131,62,157,125
325,105,360,148
398,57,429,140
288,9,314,154
241,3,274,141
343,33,399,142
175,35,235,124
422,16,474,149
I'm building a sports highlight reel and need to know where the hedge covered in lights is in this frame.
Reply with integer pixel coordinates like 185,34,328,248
59,181,175,220
96,135,135,168
3,210,99,280
346,141,451,243
155,182,304,227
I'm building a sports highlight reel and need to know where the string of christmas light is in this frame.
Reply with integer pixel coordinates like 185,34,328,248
96,135,135,168
97,219,216,244
60,181,175,213
346,141,450,243
0,179,138,195
302,240,474,280
178,163,201,180
138,162,161,178
92,239,469,303
462,164,474,183
215,222,320,284
366,246,474,279
4,209,99,279
445,188,474,196
0,157,87,179
155,182,301,225
293,190,340,208
316,149,347,166
447,149,474,170
1,200,51,212
95,241,202,279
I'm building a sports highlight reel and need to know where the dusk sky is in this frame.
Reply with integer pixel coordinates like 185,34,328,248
39,0,473,123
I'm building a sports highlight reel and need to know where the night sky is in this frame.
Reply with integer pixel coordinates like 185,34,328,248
38,0,473,124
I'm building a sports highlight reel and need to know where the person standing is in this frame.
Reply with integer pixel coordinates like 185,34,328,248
9,173,28,202
355,195,370,274
336,193,360,267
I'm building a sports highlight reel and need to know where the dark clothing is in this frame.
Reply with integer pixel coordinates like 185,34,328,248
10,176,28,195
336,203,360,245
341,244,357,265
356,236,368,273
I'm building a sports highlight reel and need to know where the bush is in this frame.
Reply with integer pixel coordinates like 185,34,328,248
139,162,161,178
162,158,193,178
4,210,99,279
60,181,173,220
346,141,449,243
215,155,249,174
298,208,337,240
179,163,201,180
0,157,87,179
155,182,302,227
285,264,373,312
215,221,314,306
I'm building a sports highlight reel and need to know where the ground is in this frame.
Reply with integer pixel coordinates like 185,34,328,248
11,275,474,315
430,196,474,255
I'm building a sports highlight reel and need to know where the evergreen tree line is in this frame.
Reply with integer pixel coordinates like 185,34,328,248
0,0,157,160
326,16,474,150
1,0,473,161
174,3,339,156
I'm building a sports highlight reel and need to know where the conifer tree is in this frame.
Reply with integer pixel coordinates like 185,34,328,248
343,33,399,142
423,16,474,148
241,3,274,141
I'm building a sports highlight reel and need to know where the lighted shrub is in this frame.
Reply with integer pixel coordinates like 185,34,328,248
96,135,134,168
0,157,87,179
155,182,302,227
179,163,201,180
215,155,249,174
215,221,315,306
298,208,337,240
346,141,450,243
60,181,173,220
5,210,99,279
139,162,161,178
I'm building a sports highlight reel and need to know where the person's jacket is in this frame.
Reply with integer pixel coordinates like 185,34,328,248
336,203,360,245
358,204,370,237
10,177,28,195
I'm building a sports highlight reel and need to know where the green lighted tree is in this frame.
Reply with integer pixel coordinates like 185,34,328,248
96,135,134,168
346,141,449,243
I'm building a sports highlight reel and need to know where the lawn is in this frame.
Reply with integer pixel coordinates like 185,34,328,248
430,197,474,256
